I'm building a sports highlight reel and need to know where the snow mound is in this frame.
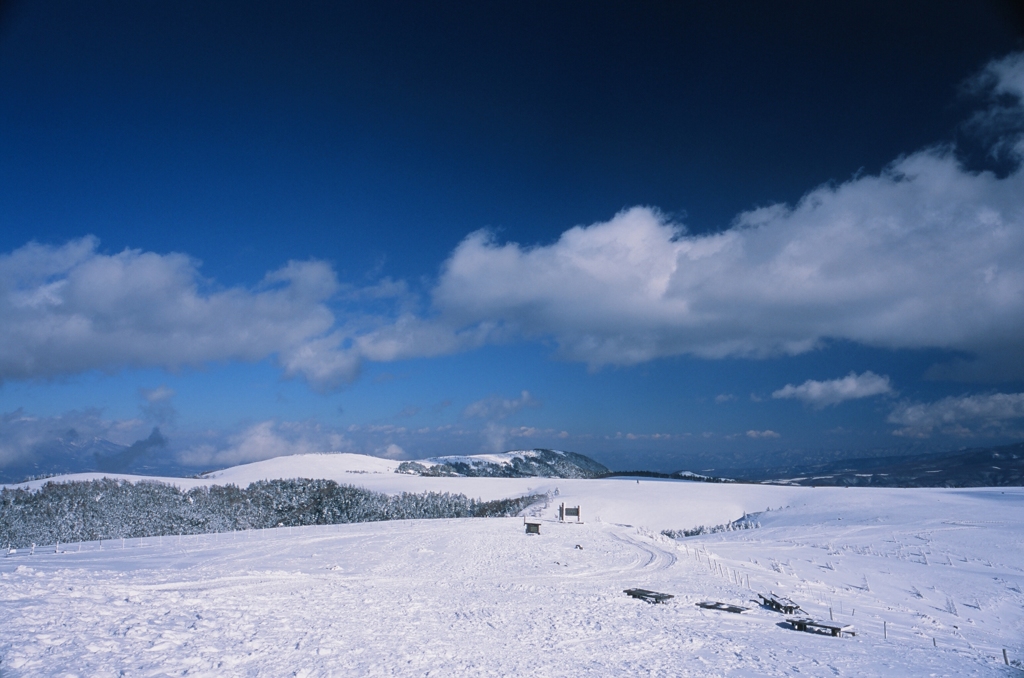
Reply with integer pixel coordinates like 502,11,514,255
201,453,399,484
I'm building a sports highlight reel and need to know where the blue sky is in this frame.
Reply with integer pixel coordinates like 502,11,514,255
2,2,1024,478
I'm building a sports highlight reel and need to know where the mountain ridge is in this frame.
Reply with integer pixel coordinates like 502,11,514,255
396,448,609,479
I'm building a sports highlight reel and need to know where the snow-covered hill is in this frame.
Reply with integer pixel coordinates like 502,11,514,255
3,450,607,493
2,480,1021,676
397,448,609,478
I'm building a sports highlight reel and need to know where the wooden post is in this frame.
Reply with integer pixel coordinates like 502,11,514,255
883,621,886,639
1004,649,1009,665
829,607,833,621
932,637,936,647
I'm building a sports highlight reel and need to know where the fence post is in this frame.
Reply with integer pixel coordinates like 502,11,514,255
1005,649,1010,665
883,621,886,639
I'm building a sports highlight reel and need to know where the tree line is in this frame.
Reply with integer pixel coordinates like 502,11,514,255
1,478,544,549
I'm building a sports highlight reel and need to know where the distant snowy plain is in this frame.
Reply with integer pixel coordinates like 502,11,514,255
2,454,1022,676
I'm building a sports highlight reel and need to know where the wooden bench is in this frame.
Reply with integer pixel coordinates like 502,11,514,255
696,601,751,614
757,592,803,614
624,588,674,604
787,617,855,637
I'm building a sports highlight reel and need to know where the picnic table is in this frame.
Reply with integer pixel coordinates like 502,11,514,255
757,592,803,614
787,617,856,637
624,588,674,604
696,601,751,614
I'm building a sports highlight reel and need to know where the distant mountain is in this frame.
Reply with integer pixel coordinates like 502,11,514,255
0,435,126,484
0,427,172,484
726,442,1024,487
396,449,609,479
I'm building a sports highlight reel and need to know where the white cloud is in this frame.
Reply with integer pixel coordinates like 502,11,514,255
4,53,1024,388
714,393,736,403
746,430,780,439
462,390,539,420
424,53,1024,379
0,237,360,389
460,391,542,453
379,443,407,459
139,385,177,425
984,51,1024,100
480,422,510,454
140,385,175,403
888,392,1024,438
178,420,351,468
772,371,893,408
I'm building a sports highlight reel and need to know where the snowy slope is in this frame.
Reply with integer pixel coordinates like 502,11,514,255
202,452,400,484
2,479,1022,676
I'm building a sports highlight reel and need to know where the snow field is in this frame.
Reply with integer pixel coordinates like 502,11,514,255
2,478,1022,676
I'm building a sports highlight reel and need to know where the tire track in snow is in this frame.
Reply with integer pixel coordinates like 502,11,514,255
607,529,678,573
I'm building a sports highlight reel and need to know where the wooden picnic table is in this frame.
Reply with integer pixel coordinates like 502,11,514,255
757,592,802,614
787,617,855,637
696,601,751,614
624,588,674,604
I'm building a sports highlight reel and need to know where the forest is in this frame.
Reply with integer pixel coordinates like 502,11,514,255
0,478,543,549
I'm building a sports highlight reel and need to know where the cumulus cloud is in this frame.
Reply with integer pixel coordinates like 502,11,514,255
984,51,1024,100
178,420,351,469
772,371,893,408
888,392,1024,438
963,52,1024,164
426,53,1024,379
379,443,407,459
462,390,539,420
4,53,1024,388
0,237,353,389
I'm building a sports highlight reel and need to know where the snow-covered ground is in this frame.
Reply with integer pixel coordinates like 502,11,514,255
3,464,1023,676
